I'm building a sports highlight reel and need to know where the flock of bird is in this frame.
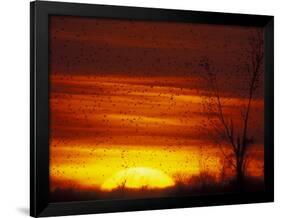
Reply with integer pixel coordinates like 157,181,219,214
49,16,264,188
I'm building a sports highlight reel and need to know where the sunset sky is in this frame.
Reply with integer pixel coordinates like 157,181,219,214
49,16,264,197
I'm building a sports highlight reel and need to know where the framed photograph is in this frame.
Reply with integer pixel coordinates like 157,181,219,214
30,1,274,217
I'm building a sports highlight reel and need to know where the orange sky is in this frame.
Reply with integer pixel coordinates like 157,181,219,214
49,16,264,193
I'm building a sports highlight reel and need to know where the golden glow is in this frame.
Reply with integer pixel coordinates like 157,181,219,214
50,75,264,194
101,167,175,191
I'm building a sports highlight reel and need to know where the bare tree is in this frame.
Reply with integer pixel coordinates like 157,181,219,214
198,30,264,187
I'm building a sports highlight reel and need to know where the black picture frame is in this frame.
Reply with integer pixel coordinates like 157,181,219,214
30,1,274,217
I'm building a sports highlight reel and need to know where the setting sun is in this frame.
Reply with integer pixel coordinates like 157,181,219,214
101,167,175,191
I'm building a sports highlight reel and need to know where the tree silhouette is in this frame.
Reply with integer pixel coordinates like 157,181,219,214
198,30,264,187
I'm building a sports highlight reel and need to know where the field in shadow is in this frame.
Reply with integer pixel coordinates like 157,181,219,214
50,173,264,202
